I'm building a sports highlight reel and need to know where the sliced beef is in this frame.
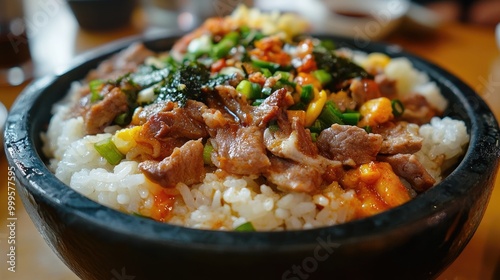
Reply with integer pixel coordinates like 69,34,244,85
139,139,205,188
375,74,398,99
374,121,423,155
379,154,436,192
349,78,382,108
84,87,129,135
86,43,155,81
210,124,270,175
251,88,290,128
214,85,253,124
317,124,383,166
133,100,208,139
264,156,323,193
264,112,319,163
401,94,440,125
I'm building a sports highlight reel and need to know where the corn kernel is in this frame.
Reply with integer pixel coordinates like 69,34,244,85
112,126,142,154
363,52,391,72
359,97,393,127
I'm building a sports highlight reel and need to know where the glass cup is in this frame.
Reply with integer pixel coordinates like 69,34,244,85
0,0,32,87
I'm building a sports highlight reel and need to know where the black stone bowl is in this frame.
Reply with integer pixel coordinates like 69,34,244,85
4,32,500,280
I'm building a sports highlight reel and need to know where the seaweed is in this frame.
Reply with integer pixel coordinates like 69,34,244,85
155,61,210,107
313,48,372,89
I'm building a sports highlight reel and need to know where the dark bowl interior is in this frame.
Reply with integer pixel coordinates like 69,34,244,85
67,0,137,30
4,32,500,280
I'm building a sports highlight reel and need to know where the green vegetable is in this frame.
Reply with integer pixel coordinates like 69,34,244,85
212,31,239,59
319,39,336,51
251,59,281,72
252,98,267,106
89,79,104,103
319,101,344,126
391,99,405,117
235,221,256,232
114,112,131,126
261,68,272,78
203,142,214,165
300,84,314,104
363,125,372,133
312,69,332,85
261,87,273,96
268,123,280,133
341,112,361,125
236,80,262,100
310,132,318,142
313,48,372,88
309,119,325,133
94,137,125,165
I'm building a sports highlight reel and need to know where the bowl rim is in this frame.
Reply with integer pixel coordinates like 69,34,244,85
4,30,500,249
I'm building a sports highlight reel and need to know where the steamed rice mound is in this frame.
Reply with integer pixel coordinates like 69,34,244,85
42,6,470,231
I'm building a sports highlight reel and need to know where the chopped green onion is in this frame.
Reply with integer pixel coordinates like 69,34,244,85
363,125,372,133
261,87,273,96
114,112,130,126
268,123,280,132
310,132,318,142
319,101,344,126
275,70,292,81
252,59,281,72
211,31,239,59
289,102,306,111
300,84,314,104
341,112,361,125
309,119,325,133
203,142,214,165
89,79,104,103
391,99,405,117
94,137,125,165
235,221,256,232
252,98,267,106
319,39,336,51
261,68,272,78
312,69,332,85
236,80,262,100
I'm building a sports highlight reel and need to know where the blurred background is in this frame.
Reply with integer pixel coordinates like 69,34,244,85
0,0,499,279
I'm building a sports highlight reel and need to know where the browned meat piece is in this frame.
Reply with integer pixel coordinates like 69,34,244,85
131,102,176,125
263,106,340,186
132,100,208,139
215,85,254,125
374,121,423,155
144,101,208,139
264,112,319,162
317,124,383,166
210,124,271,175
401,94,441,125
264,156,323,193
379,154,436,192
84,87,129,135
139,139,205,188
86,43,155,81
375,74,398,99
131,132,187,161
349,78,382,108
251,88,290,128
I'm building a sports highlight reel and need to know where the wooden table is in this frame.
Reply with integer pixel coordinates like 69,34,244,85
0,1,499,279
